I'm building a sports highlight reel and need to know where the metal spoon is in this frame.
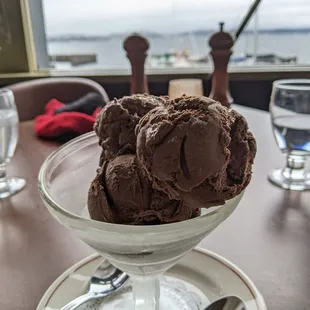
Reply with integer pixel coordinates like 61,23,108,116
204,295,246,310
61,260,129,310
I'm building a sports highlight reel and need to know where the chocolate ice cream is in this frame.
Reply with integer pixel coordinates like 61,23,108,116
88,94,256,225
136,95,256,207
88,154,199,225
94,94,167,161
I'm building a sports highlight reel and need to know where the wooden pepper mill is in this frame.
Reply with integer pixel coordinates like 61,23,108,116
123,33,149,95
208,22,234,107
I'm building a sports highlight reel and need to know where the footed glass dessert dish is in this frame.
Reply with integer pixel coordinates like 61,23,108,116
38,132,244,310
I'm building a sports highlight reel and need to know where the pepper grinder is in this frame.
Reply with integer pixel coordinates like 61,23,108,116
123,33,149,95
208,22,234,107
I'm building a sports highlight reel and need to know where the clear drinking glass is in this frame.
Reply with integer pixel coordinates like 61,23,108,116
0,88,26,198
269,79,310,190
38,132,244,310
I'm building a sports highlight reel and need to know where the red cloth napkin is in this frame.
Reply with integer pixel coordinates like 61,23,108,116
34,98,101,138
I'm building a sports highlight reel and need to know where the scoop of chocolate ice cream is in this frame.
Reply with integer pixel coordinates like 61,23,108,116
88,154,199,225
94,94,167,161
136,95,256,207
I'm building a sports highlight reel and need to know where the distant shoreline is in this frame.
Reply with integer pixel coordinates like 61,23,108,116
48,28,310,42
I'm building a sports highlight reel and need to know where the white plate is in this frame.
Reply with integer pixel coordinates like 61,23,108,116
37,247,266,310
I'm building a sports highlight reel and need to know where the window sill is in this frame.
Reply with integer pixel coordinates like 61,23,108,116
0,65,309,85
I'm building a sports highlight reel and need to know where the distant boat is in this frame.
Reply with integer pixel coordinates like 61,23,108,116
230,55,248,63
246,53,297,64
230,53,297,65
49,54,97,67
148,49,208,68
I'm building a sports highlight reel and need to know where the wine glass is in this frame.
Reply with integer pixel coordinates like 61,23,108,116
0,88,26,199
38,132,244,310
268,79,310,190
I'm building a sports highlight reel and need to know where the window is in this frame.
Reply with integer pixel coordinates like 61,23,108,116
38,0,310,71
233,0,310,67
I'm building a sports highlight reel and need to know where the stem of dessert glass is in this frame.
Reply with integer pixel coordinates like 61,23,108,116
132,275,160,310
283,153,307,182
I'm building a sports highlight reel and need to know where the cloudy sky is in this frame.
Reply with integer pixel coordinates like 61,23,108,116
42,0,310,35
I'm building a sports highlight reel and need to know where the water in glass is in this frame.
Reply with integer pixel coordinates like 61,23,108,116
0,109,18,164
0,88,26,199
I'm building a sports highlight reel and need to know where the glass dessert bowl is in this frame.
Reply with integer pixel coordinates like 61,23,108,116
38,132,244,310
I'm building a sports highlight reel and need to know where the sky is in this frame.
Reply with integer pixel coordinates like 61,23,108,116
42,0,310,36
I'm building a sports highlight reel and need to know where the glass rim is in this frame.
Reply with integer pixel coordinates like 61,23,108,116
273,79,310,91
38,131,242,235
0,88,13,94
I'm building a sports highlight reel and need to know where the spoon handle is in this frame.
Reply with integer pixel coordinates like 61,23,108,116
60,293,96,310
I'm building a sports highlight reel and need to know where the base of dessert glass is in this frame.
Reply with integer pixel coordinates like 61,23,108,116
0,177,26,199
98,276,205,310
268,168,310,191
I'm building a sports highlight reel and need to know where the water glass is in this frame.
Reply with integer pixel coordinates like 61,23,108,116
268,79,310,190
0,88,26,198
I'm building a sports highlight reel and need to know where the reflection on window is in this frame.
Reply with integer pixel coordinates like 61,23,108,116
42,0,310,70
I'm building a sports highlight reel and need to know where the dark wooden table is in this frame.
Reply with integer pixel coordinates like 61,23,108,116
0,107,309,310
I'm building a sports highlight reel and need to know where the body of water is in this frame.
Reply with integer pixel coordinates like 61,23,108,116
48,32,310,70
